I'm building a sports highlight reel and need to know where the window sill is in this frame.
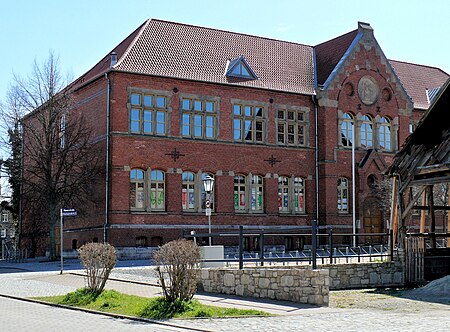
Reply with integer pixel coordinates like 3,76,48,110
130,210,168,215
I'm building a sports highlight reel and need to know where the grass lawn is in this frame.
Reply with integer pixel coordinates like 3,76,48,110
34,288,270,319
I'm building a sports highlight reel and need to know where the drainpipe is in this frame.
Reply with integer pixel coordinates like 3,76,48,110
104,72,111,243
311,95,319,226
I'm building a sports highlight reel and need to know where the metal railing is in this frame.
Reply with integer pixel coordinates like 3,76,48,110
186,225,394,269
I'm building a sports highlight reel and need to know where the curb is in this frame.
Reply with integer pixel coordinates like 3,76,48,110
0,293,212,332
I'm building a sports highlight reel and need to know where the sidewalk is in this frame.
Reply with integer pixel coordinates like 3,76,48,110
0,259,315,315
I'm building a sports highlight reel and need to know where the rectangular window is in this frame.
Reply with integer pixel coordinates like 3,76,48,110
129,92,167,135
181,97,217,139
277,109,307,146
0,229,5,238
233,103,265,143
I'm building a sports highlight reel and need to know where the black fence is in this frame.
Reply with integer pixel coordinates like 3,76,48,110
185,224,394,269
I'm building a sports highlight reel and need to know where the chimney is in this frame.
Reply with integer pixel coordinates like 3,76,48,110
110,52,117,68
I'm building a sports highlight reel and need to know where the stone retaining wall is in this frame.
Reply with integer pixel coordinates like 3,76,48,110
199,267,329,306
325,261,404,289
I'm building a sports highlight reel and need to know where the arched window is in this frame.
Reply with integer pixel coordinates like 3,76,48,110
130,169,145,209
293,177,305,213
182,172,195,211
234,175,246,212
337,177,349,213
250,175,263,212
278,176,290,213
201,173,215,210
379,117,391,151
341,113,354,147
360,115,373,148
150,170,165,210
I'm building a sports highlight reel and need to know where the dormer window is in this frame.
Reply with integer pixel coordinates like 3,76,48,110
225,56,257,79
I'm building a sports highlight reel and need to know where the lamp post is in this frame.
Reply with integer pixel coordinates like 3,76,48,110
203,175,214,246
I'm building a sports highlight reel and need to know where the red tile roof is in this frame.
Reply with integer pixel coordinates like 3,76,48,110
73,19,449,110
315,29,358,86
114,19,315,95
389,60,449,110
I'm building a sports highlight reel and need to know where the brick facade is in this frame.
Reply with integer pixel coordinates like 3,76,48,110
20,20,449,256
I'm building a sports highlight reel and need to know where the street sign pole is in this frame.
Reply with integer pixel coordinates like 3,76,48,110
60,208,64,274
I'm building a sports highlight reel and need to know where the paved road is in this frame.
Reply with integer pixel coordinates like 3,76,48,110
0,260,449,332
0,296,194,332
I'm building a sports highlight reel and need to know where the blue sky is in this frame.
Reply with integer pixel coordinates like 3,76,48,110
1,0,449,103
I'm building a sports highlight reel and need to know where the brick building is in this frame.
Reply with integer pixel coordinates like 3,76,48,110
21,20,449,255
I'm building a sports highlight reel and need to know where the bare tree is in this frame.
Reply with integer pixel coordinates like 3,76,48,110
2,52,102,259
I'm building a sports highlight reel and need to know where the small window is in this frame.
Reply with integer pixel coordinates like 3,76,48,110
72,239,78,250
130,169,145,209
360,115,373,148
225,56,257,80
379,117,391,151
182,172,196,211
341,113,354,147
338,178,349,213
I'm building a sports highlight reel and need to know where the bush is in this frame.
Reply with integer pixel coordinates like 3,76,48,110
139,296,192,319
61,288,100,306
153,239,200,303
78,242,117,293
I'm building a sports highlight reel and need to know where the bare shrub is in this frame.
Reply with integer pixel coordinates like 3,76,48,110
78,242,117,294
153,239,201,303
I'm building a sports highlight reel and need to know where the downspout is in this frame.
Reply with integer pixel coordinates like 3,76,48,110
312,95,319,226
311,47,320,227
104,72,111,243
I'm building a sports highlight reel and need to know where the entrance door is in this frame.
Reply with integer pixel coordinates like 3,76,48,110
363,198,383,244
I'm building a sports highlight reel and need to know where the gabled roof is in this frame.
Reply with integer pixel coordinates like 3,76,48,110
314,29,358,86
72,19,448,110
110,19,315,94
389,60,449,110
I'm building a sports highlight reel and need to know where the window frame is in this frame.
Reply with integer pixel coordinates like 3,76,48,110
277,108,307,146
149,170,165,211
182,171,196,212
130,169,145,210
360,114,373,148
379,117,392,151
337,177,349,213
129,91,168,136
341,112,354,147
181,97,217,139
232,103,266,143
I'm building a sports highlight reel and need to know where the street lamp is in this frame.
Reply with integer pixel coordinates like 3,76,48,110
203,175,214,246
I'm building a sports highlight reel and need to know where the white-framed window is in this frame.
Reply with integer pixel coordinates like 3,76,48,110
129,168,165,211
337,177,349,213
250,175,264,212
341,113,354,147
277,109,306,146
150,170,165,211
130,169,145,209
182,172,196,211
379,117,391,151
181,98,216,139
278,176,290,213
360,114,373,148
233,174,264,213
0,229,6,238
234,175,247,212
293,177,305,213
233,104,265,143
1,213,8,223
278,176,306,214
130,92,167,135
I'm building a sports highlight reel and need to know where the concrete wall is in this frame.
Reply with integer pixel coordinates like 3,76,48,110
199,267,329,306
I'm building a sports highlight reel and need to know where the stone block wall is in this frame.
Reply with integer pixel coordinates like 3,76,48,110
324,261,404,289
199,267,329,306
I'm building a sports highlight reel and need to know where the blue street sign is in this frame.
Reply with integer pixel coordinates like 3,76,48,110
61,208,77,217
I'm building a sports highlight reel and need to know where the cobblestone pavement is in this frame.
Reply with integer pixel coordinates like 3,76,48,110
0,260,449,332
